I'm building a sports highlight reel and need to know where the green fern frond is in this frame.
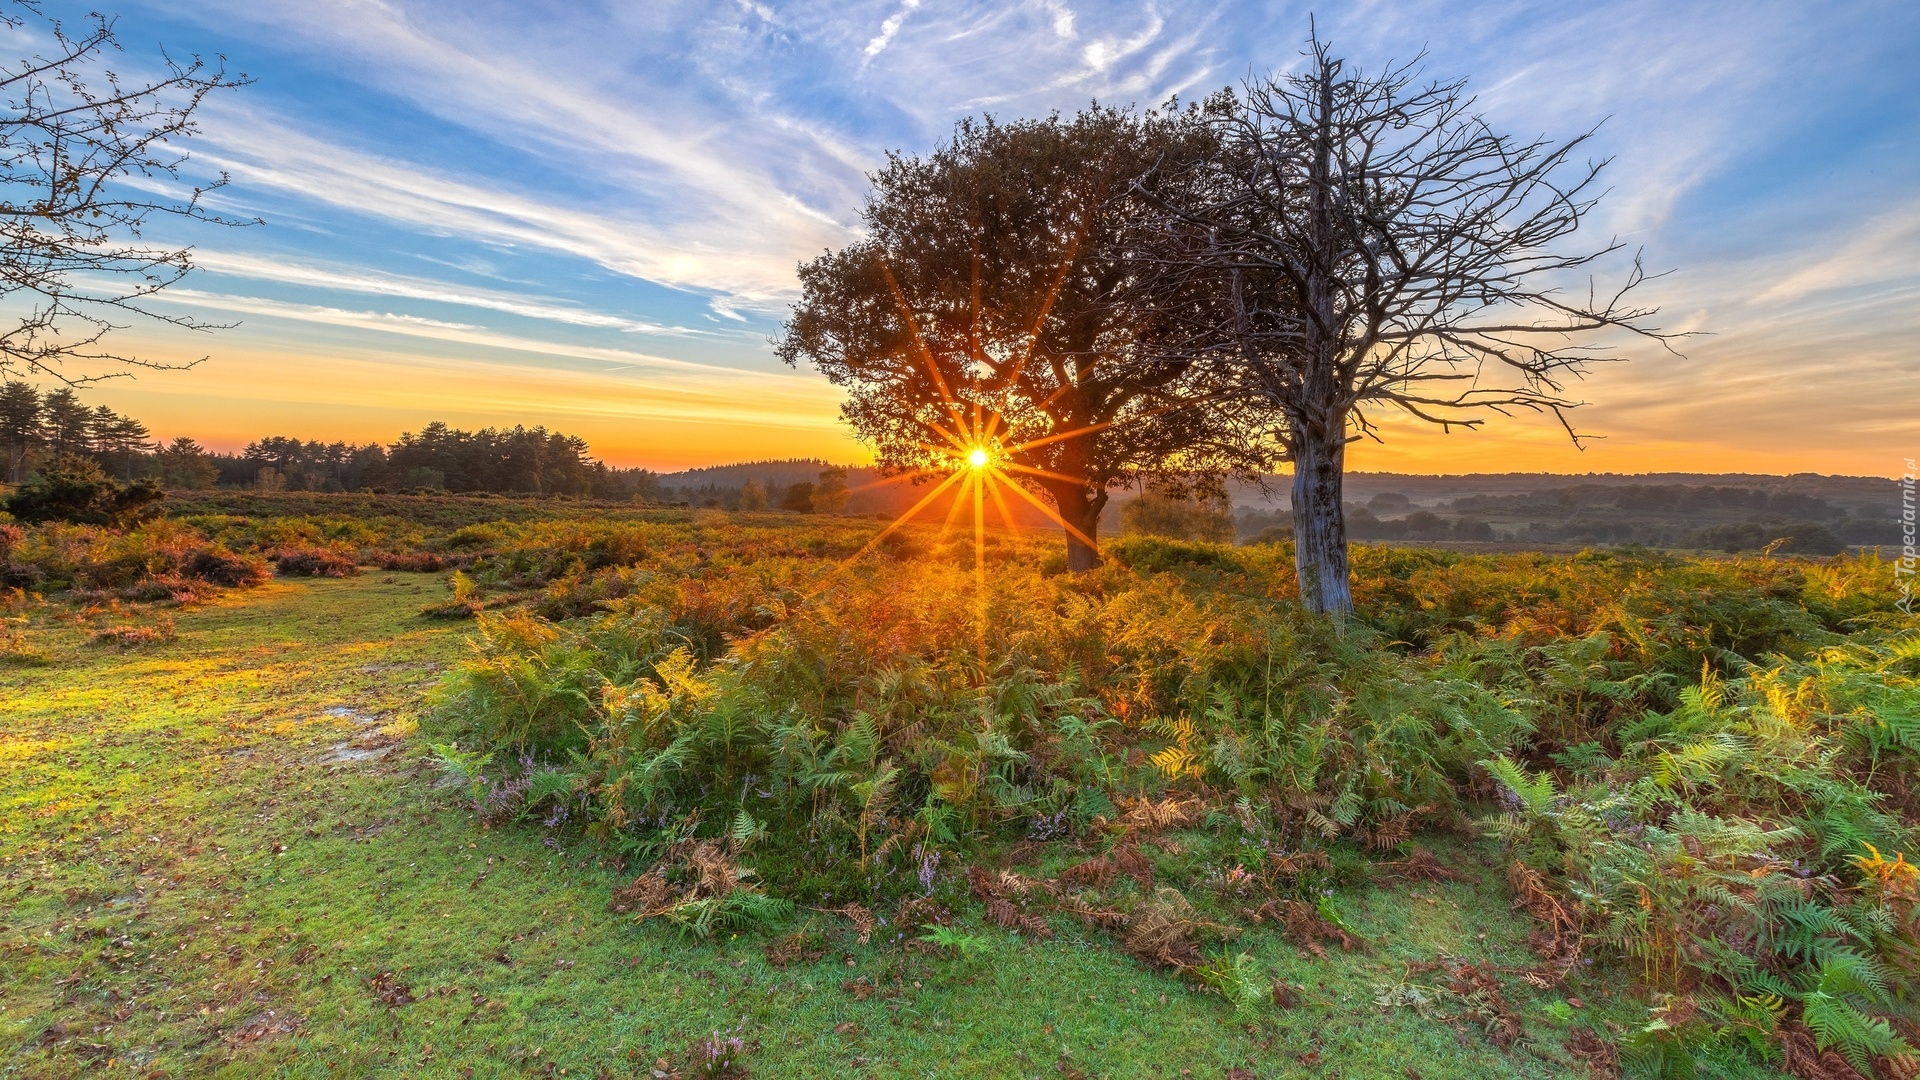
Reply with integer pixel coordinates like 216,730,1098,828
1482,754,1558,813
1800,992,1904,1073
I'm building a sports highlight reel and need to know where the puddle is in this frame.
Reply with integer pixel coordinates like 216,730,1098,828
315,743,396,764
321,706,381,726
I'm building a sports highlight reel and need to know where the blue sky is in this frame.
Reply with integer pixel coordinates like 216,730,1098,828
23,0,1920,473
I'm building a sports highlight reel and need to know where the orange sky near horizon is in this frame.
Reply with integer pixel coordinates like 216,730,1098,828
59,320,1912,480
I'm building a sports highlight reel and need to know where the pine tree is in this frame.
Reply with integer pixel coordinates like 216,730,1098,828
0,381,41,483
154,437,218,489
40,389,94,455
90,407,151,480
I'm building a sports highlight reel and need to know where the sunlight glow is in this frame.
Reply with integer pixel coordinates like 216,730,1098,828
967,447,989,469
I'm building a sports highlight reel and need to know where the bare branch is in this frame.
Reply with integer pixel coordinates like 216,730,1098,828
0,6,253,381
1135,33,1682,613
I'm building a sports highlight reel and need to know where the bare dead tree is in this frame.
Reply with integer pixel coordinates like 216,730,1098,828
1158,35,1678,615
1,4,252,383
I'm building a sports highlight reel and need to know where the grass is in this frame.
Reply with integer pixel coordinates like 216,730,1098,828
0,573,1639,1078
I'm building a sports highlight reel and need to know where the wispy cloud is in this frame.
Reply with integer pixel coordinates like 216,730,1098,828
194,112,835,310
193,251,702,335
170,0,1237,316
1748,202,1920,307
154,290,833,391
865,0,923,58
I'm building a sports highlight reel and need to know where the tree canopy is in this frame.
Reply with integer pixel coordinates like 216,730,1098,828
778,106,1267,570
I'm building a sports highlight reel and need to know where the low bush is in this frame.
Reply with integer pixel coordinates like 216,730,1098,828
1106,534,1245,574
184,548,273,587
273,547,362,577
0,518,270,598
2,455,164,526
372,550,460,572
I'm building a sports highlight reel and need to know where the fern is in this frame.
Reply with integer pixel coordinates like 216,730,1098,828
1800,991,1905,1072
526,766,578,806
1482,755,1558,813
659,891,793,939
918,924,993,959
1194,951,1270,1015
729,808,766,849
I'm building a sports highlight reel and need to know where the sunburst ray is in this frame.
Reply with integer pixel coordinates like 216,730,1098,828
987,465,1098,552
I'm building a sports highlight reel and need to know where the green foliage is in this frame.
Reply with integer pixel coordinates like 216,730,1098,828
429,740,492,798
1194,950,1271,1015
1105,534,1244,574
0,560,1846,1079
4,454,163,526
656,891,794,939
917,924,994,959
407,508,1920,1073
1482,636,1920,1074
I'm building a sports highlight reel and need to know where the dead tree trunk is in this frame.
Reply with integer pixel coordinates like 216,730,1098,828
1288,424,1351,615
1289,62,1354,617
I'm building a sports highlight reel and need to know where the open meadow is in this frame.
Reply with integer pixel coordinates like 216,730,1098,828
3,494,1916,1078
2,1,1917,1076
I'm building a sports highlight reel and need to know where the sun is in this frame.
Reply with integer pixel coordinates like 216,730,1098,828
834,406,1100,578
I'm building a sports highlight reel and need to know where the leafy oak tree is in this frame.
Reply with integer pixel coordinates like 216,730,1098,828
778,106,1265,571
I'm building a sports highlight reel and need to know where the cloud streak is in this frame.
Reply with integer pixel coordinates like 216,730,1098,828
865,0,923,57
154,289,836,393
192,251,702,335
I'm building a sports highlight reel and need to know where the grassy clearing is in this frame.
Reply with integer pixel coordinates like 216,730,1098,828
2,573,1636,1079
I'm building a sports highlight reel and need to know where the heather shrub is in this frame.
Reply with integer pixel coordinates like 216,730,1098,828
273,547,361,577
373,550,458,572
184,548,273,587
1,518,269,597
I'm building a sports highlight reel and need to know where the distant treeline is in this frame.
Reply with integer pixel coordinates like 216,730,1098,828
649,459,845,512
0,384,872,510
1,382,660,499
213,423,660,499
1225,482,1889,553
